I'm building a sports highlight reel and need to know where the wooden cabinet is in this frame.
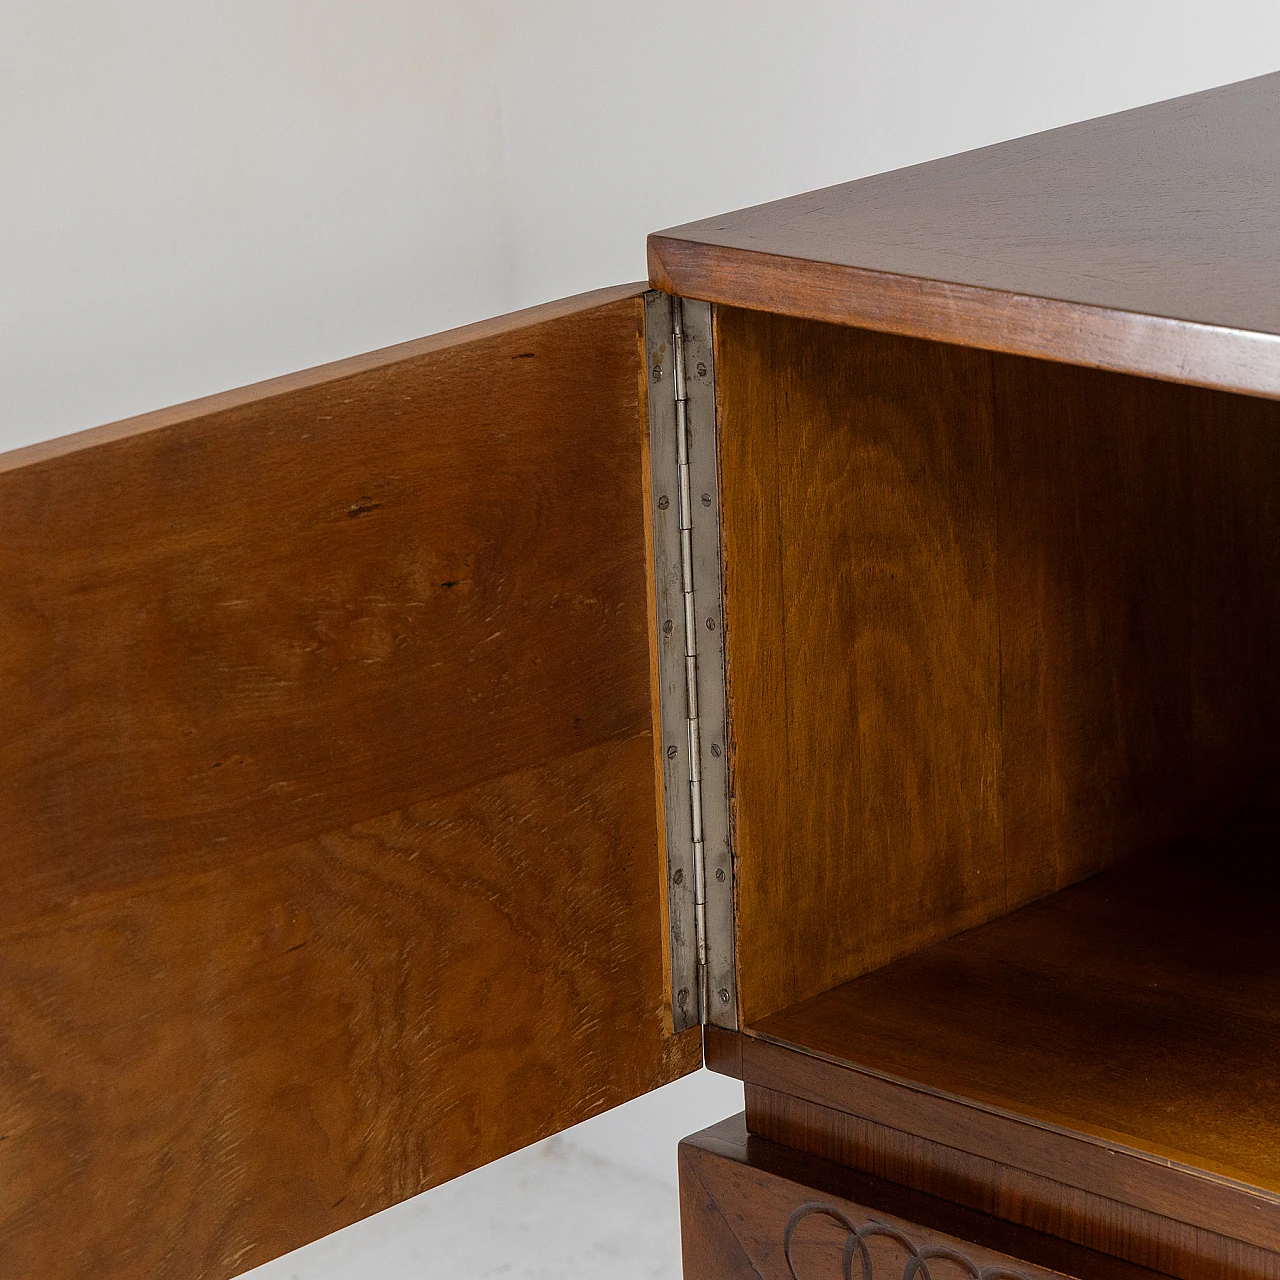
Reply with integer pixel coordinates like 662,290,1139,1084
4,70,1280,1279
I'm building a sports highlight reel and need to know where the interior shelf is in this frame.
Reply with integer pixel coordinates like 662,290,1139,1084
750,835,1280,1196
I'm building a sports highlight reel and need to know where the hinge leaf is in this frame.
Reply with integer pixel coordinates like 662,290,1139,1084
645,290,737,1032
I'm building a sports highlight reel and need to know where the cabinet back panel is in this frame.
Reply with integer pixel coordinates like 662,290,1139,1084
996,358,1280,904
717,307,1280,1024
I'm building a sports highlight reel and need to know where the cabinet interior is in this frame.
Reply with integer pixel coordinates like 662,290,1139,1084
716,305,1280,1179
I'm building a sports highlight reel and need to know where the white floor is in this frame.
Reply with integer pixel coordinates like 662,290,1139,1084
245,1069,744,1280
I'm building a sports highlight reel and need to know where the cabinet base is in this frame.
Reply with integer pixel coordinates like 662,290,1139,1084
679,1116,1166,1280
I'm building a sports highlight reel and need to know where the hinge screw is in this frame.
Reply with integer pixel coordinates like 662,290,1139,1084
652,365,663,382
715,867,725,882
710,743,721,758
666,744,678,759
705,617,716,630
701,492,712,507
677,988,689,1008
697,361,707,378
658,494,669,510
673,868,684,886
719,988,730,1004
663,619,674,636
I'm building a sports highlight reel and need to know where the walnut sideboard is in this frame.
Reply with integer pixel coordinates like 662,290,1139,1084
5,71,1280,1280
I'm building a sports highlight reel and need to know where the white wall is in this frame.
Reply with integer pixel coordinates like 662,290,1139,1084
5,2,1280,454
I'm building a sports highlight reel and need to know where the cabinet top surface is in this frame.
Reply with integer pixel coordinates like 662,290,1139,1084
650,73,1280,398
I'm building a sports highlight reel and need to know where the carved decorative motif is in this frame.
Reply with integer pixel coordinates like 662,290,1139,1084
783,1202,1035,1280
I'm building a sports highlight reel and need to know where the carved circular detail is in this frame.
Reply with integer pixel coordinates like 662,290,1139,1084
782,1201,1034,1280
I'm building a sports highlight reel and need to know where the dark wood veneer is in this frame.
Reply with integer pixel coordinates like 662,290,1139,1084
681,1115,1169,1280
747,1087,1280,1280
653,73,1280,398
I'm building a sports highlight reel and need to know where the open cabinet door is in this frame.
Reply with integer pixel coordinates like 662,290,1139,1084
0,284,701,1278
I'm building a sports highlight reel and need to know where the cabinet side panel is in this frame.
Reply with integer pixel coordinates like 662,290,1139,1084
718,308,1002,1023
0,286,701,1278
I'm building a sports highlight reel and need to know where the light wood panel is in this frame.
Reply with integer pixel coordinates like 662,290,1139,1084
0,285,653,927
719,307,1002,1023
1,734,695,1278
652,73,1280,399
0,286,701,1278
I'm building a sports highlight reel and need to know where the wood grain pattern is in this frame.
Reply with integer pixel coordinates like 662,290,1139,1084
0,285,652,928
703,1025,744,1080
746,1089,1280,1280
994,357,1280,905
681,1115,1166,1280
994,359,1196,904
715,304,793,1024
1,735,697,1278
740,1034,1280,1259
651,74,1280,399
717,308,1003,1024
720,307,1280,1023
744,843,1280,1253
0,286,701,1278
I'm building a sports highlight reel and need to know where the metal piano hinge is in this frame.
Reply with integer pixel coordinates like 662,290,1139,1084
645,290,737,1033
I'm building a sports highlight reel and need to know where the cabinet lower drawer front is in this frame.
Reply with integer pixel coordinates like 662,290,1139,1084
681,1116,1161,1280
